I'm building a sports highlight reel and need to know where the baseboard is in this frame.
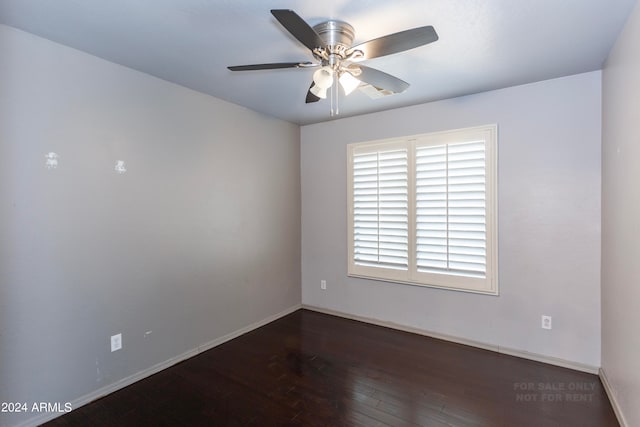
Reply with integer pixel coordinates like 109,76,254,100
12,303,302,427
302,304,599,375
599,367,628,427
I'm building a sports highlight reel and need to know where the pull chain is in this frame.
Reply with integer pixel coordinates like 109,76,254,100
335,76,339,115
330,73,339,117
330,84,334,117
330,73,335,117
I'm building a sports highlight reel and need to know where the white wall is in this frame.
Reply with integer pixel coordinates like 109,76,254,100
301,71,602,368
0,25,300,427
602,0,640,424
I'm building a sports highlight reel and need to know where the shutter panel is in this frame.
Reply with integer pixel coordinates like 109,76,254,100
416,141,486,278
353,149,408,270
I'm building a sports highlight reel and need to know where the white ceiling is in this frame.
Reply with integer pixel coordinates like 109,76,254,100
0,0,636,125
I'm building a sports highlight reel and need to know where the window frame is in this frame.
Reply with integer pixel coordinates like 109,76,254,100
347,124,498,295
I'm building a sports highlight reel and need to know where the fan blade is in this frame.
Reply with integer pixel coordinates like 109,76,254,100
306,82,321,103
271,9,325,52
358,65,409,93
347,26,438,60
228,62,314,71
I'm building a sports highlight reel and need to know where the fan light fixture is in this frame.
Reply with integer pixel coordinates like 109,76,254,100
339,71,361,95
310,67,334,99
311,67,362,99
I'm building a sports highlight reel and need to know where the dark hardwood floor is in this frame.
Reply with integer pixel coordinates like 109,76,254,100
44,309,618,426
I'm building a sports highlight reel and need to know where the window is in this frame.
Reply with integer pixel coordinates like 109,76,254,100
347,125,498,294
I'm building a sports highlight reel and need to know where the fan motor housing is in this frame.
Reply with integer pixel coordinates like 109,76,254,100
313,20,355,58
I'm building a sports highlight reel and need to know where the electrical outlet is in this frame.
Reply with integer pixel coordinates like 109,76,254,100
320,280,327,290
541,315,552,330
111,333,122,352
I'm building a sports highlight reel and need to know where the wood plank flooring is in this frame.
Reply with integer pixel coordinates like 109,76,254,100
44,309,618,426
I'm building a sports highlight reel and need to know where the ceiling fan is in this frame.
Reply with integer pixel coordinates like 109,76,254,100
228,9,438,108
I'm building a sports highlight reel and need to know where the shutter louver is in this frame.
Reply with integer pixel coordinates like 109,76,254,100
416,141,486,278
353,149,409,270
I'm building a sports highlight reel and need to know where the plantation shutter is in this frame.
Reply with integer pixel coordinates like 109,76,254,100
348,125,497,294
415,140,487,278
352,148,409,270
